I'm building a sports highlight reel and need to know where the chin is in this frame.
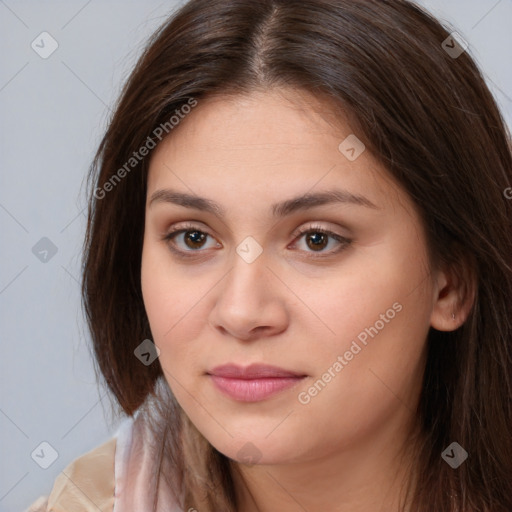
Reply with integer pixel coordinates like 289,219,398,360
202,431,299,466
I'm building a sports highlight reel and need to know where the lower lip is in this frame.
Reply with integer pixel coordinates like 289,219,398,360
209,375,305,402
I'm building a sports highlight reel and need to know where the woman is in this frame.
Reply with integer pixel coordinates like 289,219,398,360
27,0,512,510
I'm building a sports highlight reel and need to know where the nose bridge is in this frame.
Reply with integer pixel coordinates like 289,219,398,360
222,235,269,304
208,235,288,339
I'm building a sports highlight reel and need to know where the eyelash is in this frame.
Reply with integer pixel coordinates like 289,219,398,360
162,222,351,260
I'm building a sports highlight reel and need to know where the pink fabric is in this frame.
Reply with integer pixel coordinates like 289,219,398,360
113,411,183,512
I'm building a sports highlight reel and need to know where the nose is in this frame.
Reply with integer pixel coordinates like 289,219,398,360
208,249,289,342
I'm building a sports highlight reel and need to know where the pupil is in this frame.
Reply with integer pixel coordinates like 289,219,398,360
186,231,205,248
308,232,327,250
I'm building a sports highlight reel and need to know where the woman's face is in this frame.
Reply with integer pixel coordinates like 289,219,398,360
141,88,438,465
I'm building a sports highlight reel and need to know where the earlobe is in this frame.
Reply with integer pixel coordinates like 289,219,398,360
429,257,476,332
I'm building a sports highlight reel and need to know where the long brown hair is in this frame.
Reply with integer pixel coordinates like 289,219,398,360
81,0,512,510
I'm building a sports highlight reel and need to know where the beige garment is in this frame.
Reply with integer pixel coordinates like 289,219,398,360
25,437,116,512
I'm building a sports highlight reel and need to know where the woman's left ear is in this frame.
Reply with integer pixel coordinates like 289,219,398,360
430,252,477,332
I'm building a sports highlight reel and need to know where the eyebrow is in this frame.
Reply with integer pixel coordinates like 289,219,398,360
148,188,380,218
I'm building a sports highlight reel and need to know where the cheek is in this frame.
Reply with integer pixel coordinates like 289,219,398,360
304,240,430,355
140,241,211,371
288,295,429,454
297,236,432,424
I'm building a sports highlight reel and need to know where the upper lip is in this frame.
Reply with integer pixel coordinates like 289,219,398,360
208,363,306,379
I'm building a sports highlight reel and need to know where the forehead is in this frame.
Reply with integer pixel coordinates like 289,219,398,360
146,89,411,216
154,88,353,159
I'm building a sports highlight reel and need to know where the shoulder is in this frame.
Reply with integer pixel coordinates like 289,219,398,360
26,436,117,512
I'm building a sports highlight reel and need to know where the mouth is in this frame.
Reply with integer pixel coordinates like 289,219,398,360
206,363,307,402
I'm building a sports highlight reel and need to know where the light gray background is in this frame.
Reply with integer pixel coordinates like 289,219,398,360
0,1,511,510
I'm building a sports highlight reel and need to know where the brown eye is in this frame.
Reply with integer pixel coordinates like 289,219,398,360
162,222,351,260
304,231,329,251
292,225,351,257
163,223,220,258
182,230,207,249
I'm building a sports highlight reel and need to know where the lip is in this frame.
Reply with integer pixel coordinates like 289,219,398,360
208,363,305,379
207,363,307,402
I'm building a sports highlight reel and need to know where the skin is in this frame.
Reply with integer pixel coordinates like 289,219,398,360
140,88,469,511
